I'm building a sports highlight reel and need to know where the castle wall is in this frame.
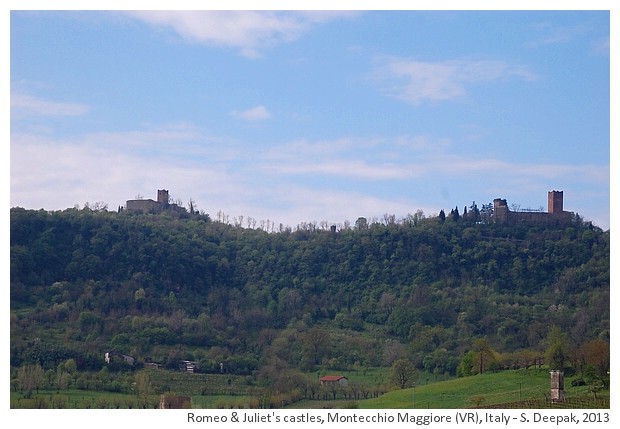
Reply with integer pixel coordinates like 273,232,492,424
505,211,571,226
126,189,185,213
493,192,572,226
126,189,170,212
126,199,163,213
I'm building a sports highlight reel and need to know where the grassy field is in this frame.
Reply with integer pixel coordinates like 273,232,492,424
10,389,155,409
10,368,609,409
358,369,609,409
146,369,263,396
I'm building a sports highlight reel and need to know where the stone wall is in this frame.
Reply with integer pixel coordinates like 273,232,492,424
126,199,163,213
493,192,573,226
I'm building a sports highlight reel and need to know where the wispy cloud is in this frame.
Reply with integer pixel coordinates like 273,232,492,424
429,154,608,184
123,11,356,58
591,36,610,56
263,158,415,180
527,22,592,47
231,105,272,121
255,184,429,226
371,56,538,105
257,135,607,187
10,123,609,227
11,93,90,117
10,125,244,211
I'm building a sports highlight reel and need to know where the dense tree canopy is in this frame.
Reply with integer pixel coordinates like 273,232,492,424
10,206,609,380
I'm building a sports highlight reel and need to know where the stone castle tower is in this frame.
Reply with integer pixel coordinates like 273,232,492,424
157,189,169,205
548,190,563,214
492,190,571,225
126,189,180,213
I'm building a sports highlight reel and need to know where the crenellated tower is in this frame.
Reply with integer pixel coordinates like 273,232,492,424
548,190,564,214
157,189,169,205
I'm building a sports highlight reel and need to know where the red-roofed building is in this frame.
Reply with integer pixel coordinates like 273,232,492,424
319,375,348,387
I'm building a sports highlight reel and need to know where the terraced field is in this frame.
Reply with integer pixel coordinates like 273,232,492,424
146,369,262,396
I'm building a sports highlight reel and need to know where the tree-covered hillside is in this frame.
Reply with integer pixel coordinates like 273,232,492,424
10,205,609,382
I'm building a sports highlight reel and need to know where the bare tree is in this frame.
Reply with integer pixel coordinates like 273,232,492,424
383,213,396,225
187,198,197,214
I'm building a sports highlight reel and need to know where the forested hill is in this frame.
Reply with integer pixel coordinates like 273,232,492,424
10,206,609,376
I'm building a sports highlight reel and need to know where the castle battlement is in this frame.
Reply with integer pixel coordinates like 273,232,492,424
126,189,182,213
493,191,573,225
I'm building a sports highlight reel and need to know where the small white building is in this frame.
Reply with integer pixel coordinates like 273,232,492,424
180,360,198,373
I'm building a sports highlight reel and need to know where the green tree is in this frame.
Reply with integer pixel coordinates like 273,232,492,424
457,351,475,377
544,326,570,371
450,207,460,222
78,310,100,333
468,201,480,223
423,348,454,378
135,371,152,408
168,291,177,307
55,363,71,392
472,338,495,374
355,217,368,230
16,364,45,394
64,358,77,374
583,365,605,399
390,358,416,389
134,287,146,309
300,327,328,369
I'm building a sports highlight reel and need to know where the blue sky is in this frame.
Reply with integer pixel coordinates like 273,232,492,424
8,7,612,230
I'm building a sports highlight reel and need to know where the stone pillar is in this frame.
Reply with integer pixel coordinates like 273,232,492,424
550,370,565,402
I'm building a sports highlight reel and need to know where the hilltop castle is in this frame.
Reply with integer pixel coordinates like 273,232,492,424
493,190,573,225
126,189,183,213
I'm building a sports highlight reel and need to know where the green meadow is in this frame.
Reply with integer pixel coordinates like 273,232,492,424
11,368,608,409
359,369,608,409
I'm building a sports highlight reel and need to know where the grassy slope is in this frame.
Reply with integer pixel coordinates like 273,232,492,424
358,369,600,409
11,369,608,409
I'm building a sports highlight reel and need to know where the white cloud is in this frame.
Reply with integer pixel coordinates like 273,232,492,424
123,11,356,58
11,93,90,117
257,184,432,227
372,56,538,105
263,158,415,180
10,123,608,229
592,36,610,56
527,22,592,47
9,124,242,212
232,105,272,121
255,134,608,189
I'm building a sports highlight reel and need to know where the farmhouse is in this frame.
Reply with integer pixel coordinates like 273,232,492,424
104,351,135,366
180,360,198,373
320,375,348,387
